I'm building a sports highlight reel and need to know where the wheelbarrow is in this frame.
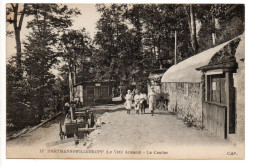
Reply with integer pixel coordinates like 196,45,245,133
59,109,95,140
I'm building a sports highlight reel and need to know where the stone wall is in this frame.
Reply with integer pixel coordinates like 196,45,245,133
161,82,203,127
231,35,245,144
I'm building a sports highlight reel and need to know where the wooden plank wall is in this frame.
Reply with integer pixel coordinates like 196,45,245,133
203,102,227,139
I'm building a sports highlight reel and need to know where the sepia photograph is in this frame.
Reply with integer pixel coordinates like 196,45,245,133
5,2,245,159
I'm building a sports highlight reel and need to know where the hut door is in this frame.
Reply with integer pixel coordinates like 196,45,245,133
204,72,228,139
95,86,101,99
204,71,236,138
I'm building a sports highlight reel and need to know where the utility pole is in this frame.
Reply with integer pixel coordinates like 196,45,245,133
212,33,216,45
212,16,216,45
174,30,177,65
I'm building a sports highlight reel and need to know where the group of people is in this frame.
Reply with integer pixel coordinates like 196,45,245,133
124,87,156,116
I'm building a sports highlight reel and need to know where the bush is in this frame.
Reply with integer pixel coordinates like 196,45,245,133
7,102,39,133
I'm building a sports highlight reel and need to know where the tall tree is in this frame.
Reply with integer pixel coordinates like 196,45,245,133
23,4,80,121
58,29,93,101
188,4,199,54
94,4,194,91
6,3,28,74
195,4,244,51
95,4,130,82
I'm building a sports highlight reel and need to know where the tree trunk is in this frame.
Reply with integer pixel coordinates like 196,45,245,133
189,4,199,54
68,69,74,102
14,29,22,70
11,3,26,73
73,64,77,85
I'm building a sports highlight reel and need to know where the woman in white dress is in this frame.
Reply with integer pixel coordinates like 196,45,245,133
124,90,132,114
148,87,156,116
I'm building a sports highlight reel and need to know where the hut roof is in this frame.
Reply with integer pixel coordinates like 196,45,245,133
161,35,242,83
235,33,245,62
74,80,116,86
148,69,167,80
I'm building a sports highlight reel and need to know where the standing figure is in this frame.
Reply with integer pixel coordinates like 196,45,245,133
132,89,136,101
112,87,115,97
140,91,147,114
148,87,156,116
124,90,133,114
64,101,70,115
134,90,141,114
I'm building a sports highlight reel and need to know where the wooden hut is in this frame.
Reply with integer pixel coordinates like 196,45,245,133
147,69,167,99
74,81,115,106
197,34,244,142
161,34,244,141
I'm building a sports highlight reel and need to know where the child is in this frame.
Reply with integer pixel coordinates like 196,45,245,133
134,90,141,114
140,91,147,114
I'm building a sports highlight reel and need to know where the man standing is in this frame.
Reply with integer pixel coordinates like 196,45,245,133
148,87,156,116
140,90,147,114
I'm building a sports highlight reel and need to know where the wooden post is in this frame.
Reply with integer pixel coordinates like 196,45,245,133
68,70,73,102
226,71,235,134
200,78,204,129
175,30,177,65
68,69,74,120
225,72,231,136
205,74,208,101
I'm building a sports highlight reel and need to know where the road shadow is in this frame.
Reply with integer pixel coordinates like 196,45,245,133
90,105,126,117
153,111,174,115
127,110,174,116
42,104,126,129
41,114,64,129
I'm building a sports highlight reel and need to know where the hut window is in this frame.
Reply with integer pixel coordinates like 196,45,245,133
101,86,109,96
207,74,226,104
86,86,94,96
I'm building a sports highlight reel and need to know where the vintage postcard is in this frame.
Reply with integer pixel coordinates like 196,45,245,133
5,3,245,159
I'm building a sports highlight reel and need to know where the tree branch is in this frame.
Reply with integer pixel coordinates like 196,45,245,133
18,4,27,29
11,3,15,9
12,3,18,29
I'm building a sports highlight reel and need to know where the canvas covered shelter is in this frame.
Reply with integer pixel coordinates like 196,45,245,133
161,39,238,83
161,35,244,141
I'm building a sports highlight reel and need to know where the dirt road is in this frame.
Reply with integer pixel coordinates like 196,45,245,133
6,104,241,159
86,109,232,149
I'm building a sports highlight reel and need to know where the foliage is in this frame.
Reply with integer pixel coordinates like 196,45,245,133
94,4,131,82
196,4,244,52
92,4,245,89
6,4,80,132
209,37,241,65
6,3,27,72
58,28,93,83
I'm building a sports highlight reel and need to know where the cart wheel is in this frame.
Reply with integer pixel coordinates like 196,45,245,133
59,122,64,140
